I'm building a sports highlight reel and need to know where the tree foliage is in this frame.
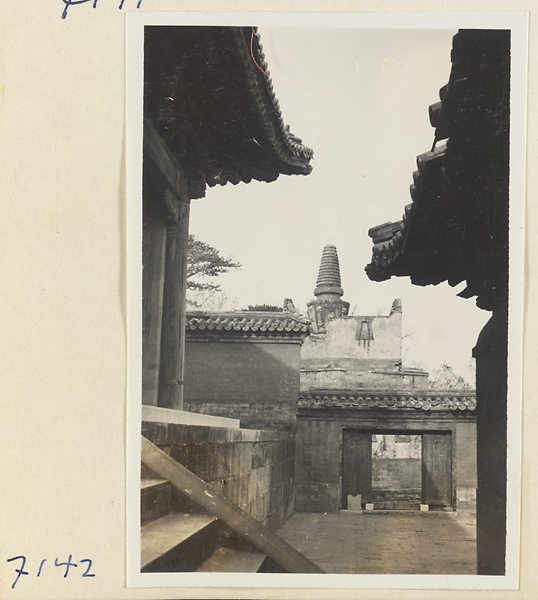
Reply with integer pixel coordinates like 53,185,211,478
429,363,472,390
243,304,283,312
187,235,241,292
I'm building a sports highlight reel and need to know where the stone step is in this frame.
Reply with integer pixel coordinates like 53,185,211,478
141,513,219,572
142,463,198,516
196,547,267,573
141,479,171,525
141,434,324,574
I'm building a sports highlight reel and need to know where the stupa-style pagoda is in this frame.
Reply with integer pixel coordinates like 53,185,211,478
307,245,350,333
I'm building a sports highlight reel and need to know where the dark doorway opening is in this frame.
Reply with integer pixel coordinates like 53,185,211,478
342,429,454,511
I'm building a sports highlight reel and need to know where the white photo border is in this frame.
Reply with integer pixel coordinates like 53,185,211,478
126,11,527,591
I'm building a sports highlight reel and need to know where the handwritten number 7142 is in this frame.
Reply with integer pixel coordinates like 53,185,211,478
6,555,95,588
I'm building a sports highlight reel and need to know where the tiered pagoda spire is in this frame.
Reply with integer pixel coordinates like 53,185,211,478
307,245,350,333
314,245,344,298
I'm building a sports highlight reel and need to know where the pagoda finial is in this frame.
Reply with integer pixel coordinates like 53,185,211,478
314,244,344,298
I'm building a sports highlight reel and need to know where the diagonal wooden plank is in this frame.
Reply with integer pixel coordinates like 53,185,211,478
141,435,324,574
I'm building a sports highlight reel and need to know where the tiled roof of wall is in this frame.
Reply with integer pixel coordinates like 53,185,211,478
186,311,310,336
298,390,476,412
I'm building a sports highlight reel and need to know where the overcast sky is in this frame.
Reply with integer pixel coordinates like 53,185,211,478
188,27,490,382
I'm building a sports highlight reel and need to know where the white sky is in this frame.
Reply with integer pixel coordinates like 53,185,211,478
189,27,490,381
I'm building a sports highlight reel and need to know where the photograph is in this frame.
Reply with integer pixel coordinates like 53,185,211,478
128,12,524,590
1,3,534,599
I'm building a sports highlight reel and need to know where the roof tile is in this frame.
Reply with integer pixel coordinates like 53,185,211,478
186,311,310,337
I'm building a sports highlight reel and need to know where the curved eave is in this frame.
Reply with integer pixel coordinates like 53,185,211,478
365,29,510,310
144,26,313,195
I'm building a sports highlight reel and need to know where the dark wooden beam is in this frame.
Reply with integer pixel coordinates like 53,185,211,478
144,115,188,203
141,435,325,574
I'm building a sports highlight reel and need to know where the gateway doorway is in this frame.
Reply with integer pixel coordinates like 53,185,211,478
371,433,421,509
342,430,453,510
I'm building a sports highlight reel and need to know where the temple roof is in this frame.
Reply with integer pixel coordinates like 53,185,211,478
186,311,310,337
365,30,510,311
144,26,313,198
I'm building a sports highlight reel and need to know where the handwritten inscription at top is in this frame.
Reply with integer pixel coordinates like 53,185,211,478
61,0,143,20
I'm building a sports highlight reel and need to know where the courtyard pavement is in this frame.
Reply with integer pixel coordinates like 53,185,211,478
277,508,477,574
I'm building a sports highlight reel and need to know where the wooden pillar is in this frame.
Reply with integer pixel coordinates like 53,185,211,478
473,307,508,575
141,201,167,407
158,193,190,410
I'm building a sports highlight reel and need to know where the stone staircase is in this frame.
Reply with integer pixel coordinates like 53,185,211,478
141,472,274,573
140,436,324,574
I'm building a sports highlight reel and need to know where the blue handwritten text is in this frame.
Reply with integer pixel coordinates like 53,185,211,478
61,0,143,20
6,555,95,589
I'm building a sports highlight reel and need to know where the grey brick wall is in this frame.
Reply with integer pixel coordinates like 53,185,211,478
142,421,295,530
